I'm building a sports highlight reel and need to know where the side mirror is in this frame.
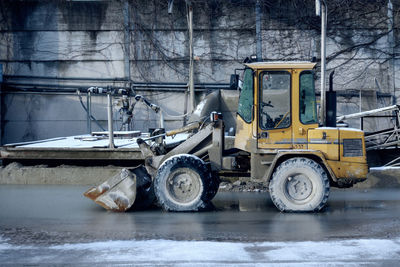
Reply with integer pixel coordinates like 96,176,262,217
230,74,239,90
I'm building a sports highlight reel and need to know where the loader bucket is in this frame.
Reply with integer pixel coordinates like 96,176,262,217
84,166,155,212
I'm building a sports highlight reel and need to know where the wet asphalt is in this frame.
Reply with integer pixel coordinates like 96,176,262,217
0,185,399,245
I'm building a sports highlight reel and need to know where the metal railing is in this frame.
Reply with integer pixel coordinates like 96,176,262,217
337,105,400,151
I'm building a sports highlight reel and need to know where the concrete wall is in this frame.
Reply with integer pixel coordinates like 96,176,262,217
0,0,399,143
1,90,187,144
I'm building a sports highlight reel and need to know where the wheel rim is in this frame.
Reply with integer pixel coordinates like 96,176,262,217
284,174,313,202
166,168,202,204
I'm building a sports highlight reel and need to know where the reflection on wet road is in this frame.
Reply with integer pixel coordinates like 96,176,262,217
1,186,400,265
0,186,399,243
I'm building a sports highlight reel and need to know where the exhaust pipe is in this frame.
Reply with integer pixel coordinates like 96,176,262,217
325,71,336,127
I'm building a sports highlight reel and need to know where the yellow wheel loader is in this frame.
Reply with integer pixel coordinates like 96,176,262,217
84,61,368,212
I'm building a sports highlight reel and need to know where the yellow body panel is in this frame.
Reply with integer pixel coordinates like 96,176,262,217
326,160,368,179
257,129,292,149
234,115,256,152
308,128,367,179
308,128,339,160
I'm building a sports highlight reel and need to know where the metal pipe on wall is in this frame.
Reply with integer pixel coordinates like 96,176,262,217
3,75,129,82
3,75,231,91
2,83,231,93
2,83,394,99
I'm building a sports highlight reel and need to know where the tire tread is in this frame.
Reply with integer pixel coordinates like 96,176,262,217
154,154,217,211
269,157,330,212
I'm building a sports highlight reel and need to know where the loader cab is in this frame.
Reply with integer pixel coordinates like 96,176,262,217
234,62,319,152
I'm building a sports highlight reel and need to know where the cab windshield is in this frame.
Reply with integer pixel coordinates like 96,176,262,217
237,68,253,123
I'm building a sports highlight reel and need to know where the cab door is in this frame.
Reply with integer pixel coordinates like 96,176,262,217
257,70,293,149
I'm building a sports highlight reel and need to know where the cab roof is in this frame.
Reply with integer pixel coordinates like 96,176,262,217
245,61,317,70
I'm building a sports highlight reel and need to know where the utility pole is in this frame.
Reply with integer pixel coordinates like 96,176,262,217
123,0,131,82
0,64,2,145
255,0,262,60
187,1,195,113
388,0,395,105
316,0,327,125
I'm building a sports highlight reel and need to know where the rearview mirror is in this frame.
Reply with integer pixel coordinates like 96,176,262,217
230,74,239,90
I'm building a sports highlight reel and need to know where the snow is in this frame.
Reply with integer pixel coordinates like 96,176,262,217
1,236,400,264
0,236,32,250
338,127,363,132
17,135,138,149
12,133,189,149
47,238,400,263
248,61,314,65
317,127,363,132
317,127,339,130
370,166,400,171
97,183,110,193
193,100,206,117
158,153,203,170
108,192,130,207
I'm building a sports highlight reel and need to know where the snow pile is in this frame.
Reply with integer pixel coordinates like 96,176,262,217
1,237,400,264
370,166,400,171
48,238,400,263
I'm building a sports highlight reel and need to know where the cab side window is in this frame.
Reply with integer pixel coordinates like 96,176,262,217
259,71,291,129
299,71,318,124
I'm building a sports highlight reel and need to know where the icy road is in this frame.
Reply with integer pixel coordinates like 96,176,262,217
1,186,400,265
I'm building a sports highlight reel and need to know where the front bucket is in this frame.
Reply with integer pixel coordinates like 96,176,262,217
84,166,154,212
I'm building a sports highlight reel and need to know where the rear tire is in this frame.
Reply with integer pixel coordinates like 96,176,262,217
154,154,214,211
269,157,330,212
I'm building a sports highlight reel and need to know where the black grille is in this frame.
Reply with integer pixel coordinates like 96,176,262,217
343,139,363,157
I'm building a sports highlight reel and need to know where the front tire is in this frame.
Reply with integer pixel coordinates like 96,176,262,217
269,157,330,212
154,154,214,211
